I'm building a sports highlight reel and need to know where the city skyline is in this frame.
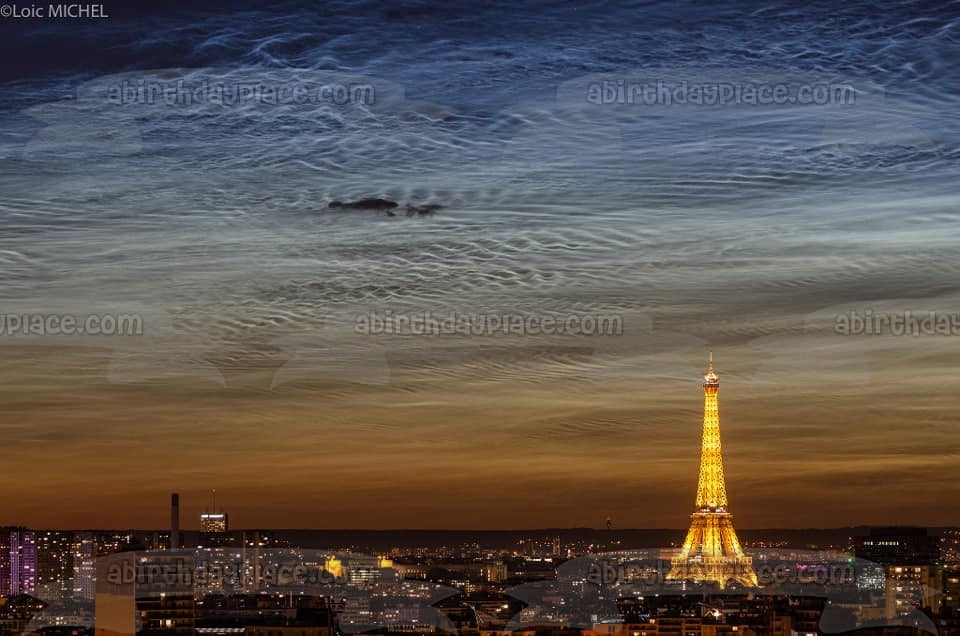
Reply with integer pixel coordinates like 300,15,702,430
4,3,960,636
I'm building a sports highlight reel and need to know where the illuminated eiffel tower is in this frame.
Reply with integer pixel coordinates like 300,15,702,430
667,353,758,588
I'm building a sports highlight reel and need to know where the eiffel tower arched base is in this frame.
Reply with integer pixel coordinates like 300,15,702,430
667,511,758,588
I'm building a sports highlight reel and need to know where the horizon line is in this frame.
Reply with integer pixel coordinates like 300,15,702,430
0,524,940,532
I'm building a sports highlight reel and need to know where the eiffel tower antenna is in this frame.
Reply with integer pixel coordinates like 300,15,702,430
667,353,758,588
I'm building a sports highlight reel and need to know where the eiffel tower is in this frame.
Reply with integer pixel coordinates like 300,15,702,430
667,353,758,588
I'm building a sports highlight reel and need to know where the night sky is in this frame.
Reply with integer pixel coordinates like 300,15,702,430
0,1,958,529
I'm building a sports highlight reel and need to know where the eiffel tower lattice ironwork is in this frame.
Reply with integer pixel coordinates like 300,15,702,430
667,352,758,588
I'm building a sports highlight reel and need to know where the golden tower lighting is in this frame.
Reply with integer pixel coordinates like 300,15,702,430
667,352,758,588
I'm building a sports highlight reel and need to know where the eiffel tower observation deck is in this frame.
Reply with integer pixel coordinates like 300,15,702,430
667,353,758,588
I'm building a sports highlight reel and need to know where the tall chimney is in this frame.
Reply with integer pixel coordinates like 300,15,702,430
170,493,180,550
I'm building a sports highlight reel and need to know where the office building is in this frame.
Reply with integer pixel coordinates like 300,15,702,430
0,527,37,596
